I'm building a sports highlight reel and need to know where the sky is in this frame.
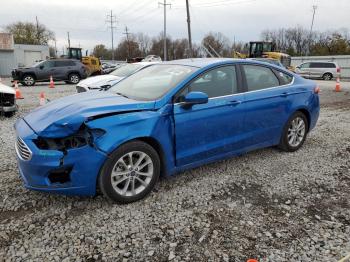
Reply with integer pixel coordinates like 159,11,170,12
0,0,349,55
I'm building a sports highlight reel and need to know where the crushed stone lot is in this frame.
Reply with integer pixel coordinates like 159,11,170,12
0,80,349,261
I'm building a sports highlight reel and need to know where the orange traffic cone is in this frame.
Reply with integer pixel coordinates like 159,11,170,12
335,77,341,92
49,75,55,88
39,92,46,106
247,259,258,262
14,81,24,99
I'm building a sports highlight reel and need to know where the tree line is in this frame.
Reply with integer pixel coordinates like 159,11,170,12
4,21,350,60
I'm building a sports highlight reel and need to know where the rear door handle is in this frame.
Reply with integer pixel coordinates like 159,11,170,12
229,100,242,106
280,92,290,97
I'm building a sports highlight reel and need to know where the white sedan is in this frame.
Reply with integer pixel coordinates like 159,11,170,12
76,62,159,93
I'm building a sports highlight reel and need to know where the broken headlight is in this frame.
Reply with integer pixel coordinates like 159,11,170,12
34,127,105,152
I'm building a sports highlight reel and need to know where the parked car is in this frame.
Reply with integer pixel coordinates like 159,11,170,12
76,62,158,93
0,82,17,117
295,61,340,80
250,58,285,68
12,59,88,86
15,58,320,203
142,55,162,62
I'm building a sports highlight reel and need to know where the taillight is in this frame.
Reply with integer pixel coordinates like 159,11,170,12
314,86,320,94
337,67,341,73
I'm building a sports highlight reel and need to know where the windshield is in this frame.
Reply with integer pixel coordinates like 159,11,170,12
109,64,197,101
32,61,44,67
110,63,144,77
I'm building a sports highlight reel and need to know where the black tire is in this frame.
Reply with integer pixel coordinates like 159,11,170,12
4,111,15,118
98,140,160,204
21,74,35,86
279,111,309,152
68,73,81,84
322,73,333,81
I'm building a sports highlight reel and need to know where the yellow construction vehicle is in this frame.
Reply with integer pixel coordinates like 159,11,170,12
67,47,102,76
233,41,292,70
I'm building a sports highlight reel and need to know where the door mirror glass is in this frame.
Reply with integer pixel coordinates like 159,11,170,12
39,65,44,69
183,91,208,106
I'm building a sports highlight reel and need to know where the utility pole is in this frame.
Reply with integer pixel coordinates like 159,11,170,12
106,10,117,61
35,16,40,43
67,32,70,49
185,0,193,57
123,26,131,59
54,39,57,57
309,5,317,55
159,0,171,61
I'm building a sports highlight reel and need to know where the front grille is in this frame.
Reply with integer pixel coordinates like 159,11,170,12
15,137,32,161
0,93,15,107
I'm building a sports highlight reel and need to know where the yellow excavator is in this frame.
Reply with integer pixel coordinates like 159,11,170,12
67,47,102,76
233,41,293,70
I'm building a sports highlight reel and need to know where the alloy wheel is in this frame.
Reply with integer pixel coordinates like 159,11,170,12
287,117,306,147
110,151,154,197
24,76,34,85
70,75,80,84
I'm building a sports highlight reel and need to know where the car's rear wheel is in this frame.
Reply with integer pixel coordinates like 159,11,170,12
22,75,35,86
279,111,308,152
99,141,160,203
68,73,80,84
322,73,333,81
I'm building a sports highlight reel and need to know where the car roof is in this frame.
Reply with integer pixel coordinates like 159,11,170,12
134,61,160,66
164,58,248,68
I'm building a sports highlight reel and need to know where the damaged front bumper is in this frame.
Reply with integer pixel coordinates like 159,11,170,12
14,118,107,196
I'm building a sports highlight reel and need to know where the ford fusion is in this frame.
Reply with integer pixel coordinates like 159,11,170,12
15,58,320,203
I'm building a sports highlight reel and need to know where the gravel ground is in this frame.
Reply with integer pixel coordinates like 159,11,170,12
0,79,349,261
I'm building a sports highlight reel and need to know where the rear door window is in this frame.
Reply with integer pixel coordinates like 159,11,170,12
55,60,74,67
243,65,279,91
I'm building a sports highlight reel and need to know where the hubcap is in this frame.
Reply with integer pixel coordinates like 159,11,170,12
287,117,306,147
70,75,79,83
110,151,154,197
24,76,34,85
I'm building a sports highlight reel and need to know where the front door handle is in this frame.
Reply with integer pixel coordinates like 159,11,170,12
280,92,290,97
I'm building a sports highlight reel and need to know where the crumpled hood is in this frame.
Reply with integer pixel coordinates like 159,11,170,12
78,75,123,89
23,91,155,137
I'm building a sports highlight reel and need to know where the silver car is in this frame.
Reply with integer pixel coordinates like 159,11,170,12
295,61,340,80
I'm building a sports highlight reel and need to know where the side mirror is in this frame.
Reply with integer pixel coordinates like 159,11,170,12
39,65,44,70
296,66,301,69
182,91,208,106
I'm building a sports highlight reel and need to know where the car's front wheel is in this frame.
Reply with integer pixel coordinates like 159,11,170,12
22,75,35,86
279,111,308,152
99,141,160,203
68,73,80,84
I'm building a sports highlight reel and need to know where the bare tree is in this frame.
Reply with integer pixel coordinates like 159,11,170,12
6,21,54,45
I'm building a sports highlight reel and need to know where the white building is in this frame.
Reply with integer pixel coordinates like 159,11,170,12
0,33,49,76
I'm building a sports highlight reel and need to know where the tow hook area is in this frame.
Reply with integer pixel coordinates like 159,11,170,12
48,166,72,184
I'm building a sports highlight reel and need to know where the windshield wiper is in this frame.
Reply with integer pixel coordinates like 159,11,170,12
115,92,129,99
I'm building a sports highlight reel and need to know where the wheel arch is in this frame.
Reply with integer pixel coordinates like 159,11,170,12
22,72,37,80
295,108,311,132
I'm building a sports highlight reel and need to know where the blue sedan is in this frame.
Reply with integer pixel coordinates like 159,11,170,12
15,58,320,203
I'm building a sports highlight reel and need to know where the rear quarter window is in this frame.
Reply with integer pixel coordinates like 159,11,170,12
273,69,293,85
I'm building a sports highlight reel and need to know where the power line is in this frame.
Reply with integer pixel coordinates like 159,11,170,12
106,10,117,60
159,0,171,61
